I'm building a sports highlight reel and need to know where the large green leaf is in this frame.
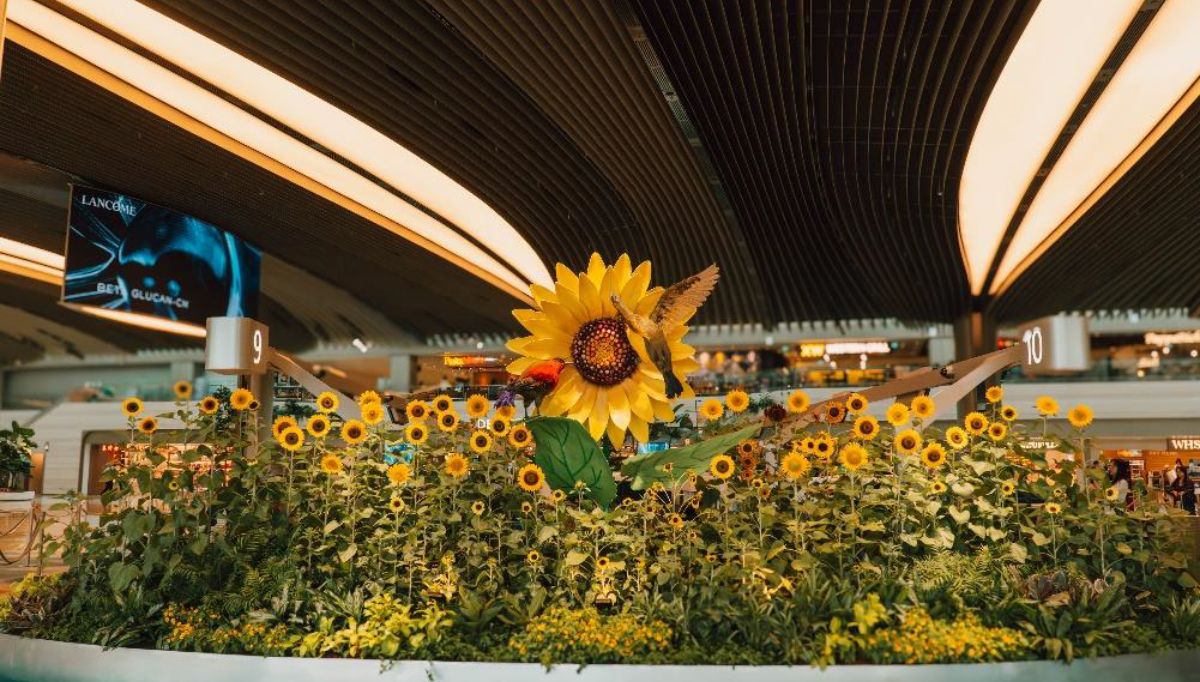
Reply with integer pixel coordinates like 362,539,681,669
621,424,761,490
528,417,617,509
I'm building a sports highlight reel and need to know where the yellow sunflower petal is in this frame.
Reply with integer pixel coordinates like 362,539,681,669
506,356,539,375
598,264,620,316
512,310,569,340
555,281,590,325
506,335,538,354
607,384,632,430
671,343,695,360
606,419,627,448
554,262,579,293
541,368,583,416
629,416,650,443
540,301,581,335
628,380,654,422
577,272,603,319
530,283,558,306
523,337,571,360
673,357,701,374
636,287,664,316
626,330,653,364
587,390,608,440
586,252,607,287
621,261,652,305
651,397,676,422
568,384,597,424
611,254,632,294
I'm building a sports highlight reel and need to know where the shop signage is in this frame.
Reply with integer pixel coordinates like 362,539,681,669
799,341,891,358
1015,315,1088,374
62,185,261,326
443,354,503,368
1167,436,1200,451
1020,437,1060,451
1145,331,1200,346
205,317,270,375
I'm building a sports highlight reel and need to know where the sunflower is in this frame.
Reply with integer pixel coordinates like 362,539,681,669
388,496,406,513
910,395,936,420
278,426,305,452
930,480,948,494
824,402,847,424
988,422,1008,442
551,489,566,504
667,513,684,529
813,434,835,460
920,443,947,469
470,430,494,453
710,454,735,480
516,463,546,492
1104,485,1120,502
137,416,158,435
801,436,816,453
341,420,368,445
405,422,429,446
307,414,331,439
521,501,534,514
1035,396,1059,416
465,394,490,419
319,453,343,475
435,411,458,433
405,400,430,422
121,397,144,417
1053,487,1065,499
432,394,454,414
893,429,921,455
780,452,811,480
445,453,470,479
1000,405,1018,421
839,443,868,471
316,391,339,413
496,405,517,420
846,393,869,415
1044,502,1062,514
596,556,611,571
851,415,879,440
526,549,542,565
985,386,1004,404
362,402,386,426
471,500,486,515
490,417,511,437
964,412,988,435
357,390,382,406
249,399,261,411
945,426,969,450
508,424,533,448
725,389,750,413
272,416,299,439
786,390,811,414
699,398,724,421
1067,404,1094,429
173,380,192,401
198,396,219,415
166,479,179,492
230,388,255,411
736,439,760,461
885,402,909,426
1000,480,1016,496
386,462,411,486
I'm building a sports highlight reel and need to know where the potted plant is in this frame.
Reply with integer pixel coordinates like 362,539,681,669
0,421,35,503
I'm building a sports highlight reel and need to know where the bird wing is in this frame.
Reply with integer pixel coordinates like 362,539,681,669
651,264,720,327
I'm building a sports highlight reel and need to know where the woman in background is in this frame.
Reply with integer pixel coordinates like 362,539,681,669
1108,459,1134,511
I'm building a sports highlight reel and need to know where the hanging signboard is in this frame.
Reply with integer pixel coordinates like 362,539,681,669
1167,436,1200,451
1015,315,1089,374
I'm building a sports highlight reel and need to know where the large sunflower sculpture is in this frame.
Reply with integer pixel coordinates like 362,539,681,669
506,253,716,444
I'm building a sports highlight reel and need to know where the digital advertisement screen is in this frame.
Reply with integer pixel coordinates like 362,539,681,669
62,185,261,326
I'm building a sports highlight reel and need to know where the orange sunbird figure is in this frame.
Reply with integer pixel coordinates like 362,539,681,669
495,358,565,410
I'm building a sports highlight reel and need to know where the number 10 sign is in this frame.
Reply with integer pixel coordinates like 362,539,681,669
1015,315,1089,375
205,316,271,375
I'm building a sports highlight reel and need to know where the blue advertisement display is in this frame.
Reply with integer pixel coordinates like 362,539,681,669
62,185,261,325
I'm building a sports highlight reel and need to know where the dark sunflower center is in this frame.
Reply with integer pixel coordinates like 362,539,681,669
860,422,875,434
570,317,639,386
523,471,540,485
901,437,915,449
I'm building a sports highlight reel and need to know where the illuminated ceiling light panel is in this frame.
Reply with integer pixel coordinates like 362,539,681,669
991,0,1200,294
66,304,207,338
0,236,65,284
53,0,551,292
959,0,1141,295
7,0,542,299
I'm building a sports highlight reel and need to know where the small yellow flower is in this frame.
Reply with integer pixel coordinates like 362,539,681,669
1067,404,1093,429
466,394,490,418
432,394,454,413
886,402,909,426
405,422,429,445
470,430,494,453
306,414,331,439
596,556,611,571
700,398,724,421
851,415,879,440
517,463,546,492
496,404,517,420
551,489,566,504
121,396,144,417
930,480,948,494
839,443,868,471
526,549,541,565
846,393,868,415
277,426,305,452
319,453,343,475
964,411,988,435
173,380,192,400
824,402,847,424
910,395,936,420
893,429,921,455
405,400,430,422
229,388,255,411
471,500,486,515
437,410,460,432
988,422,1008,442
725,389,750,413
490,417,511,437
1000,480,1016,496
521,501,533,514
920,442,947,469
388,496,406,513
710,453,735,480
362,402,385,425
444,453,470,479
357,390,382,406
341,419,368,445
1035,395,1059,416
945,426,968,450
508,424,533,448
1000,405,1018,421
1044,502,1062,514
198,396,219,415
272,416,299,439
1104,484,1120,502
786,390,810,414
780,452,811,480
386,462,412,486
316,391,339,413
812,434,835,460
667,513,684,529
985,386,1004,404
137,416,158,435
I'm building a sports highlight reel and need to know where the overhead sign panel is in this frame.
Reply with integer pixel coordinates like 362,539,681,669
62,184,260,327
1016,314,1089,374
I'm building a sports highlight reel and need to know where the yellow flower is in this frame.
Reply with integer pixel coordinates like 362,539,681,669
137,416,158,435
812,434,835,460
444,453,469,479
1044,502,1062,514
920,442,947,469
985,386,1003,404
700,398,724,421
388,496,406,513
508,424,533,448
470,430,494,453
471,500,486,515
910,395,936,420
198,396,220,415
846,393,868,415
526,549,541,565
466,394,490,419
405,422,429,445
930,480,948,494
710,454,735,480
839,443,868,471
277,426,304,452
121,397,144,417
432,394,454,414
885,402,909,426
517,463,546,492
1035,395,1059,416
490,417,511,437
1000,405,1018,421
1067,404,1093,429
786,390,810,414
945,426,968,449
1000,480,1016,496
362,402,386,426
725,389,750,413
357,390,381,406
552,489,566,504
319,453,343,475
988,422,1008,442
851,415,879,440
406,400,430,422
521,501,533,514
316,391,339,413
386,462,412,486
306,414,331,439
272,416,299,439
780,452,811,480
230,388,255,411
436,410,459,432
341,419,368,445
893,429,922,455
496,405,517,420
172,380,192,400
667,513,684,529
824,402,847,424
964,411,988,435
1104,484,1120,502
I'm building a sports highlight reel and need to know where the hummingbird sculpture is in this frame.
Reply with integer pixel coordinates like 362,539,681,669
611,264,719,398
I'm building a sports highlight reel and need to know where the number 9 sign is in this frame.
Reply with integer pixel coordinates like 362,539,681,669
205,317,271,375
